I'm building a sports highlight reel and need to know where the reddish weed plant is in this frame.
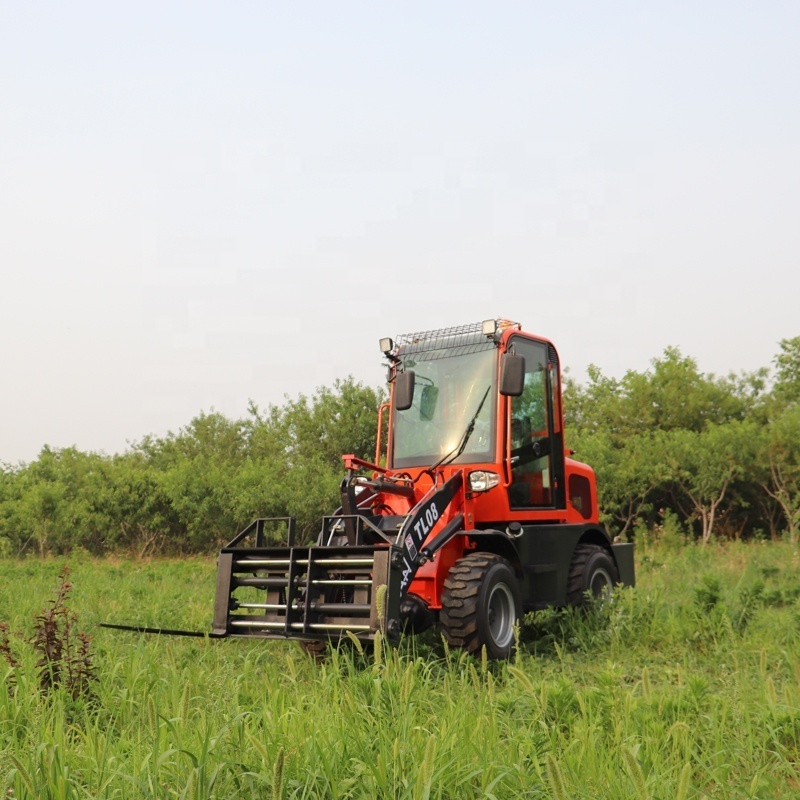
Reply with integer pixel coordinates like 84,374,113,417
32,565,96,699
0,620,20,681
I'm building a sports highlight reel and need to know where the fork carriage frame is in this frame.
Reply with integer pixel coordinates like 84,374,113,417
212,516,403,642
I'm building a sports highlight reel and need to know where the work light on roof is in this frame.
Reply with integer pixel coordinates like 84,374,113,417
481,319,497,338
379,337,394,355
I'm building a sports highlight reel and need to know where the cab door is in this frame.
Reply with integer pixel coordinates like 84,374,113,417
505,337,565,510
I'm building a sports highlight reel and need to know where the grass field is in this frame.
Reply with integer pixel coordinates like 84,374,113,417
2,539,800,799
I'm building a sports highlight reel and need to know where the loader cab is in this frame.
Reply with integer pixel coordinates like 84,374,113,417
385,322,569,518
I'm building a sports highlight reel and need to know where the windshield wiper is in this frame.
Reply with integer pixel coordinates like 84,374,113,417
431,385,492,470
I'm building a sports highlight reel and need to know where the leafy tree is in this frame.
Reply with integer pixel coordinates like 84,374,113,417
566,348,767,542
567,348,764,436
665,420,758,545
247,377,384,469
570,428,669,538
759,405,800,543
1,447,101,555
746,336,800,541
89,453,184,556
772,336,800,406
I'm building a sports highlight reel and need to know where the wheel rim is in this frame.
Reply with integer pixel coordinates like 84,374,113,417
487,582,515,648
589,567,614,600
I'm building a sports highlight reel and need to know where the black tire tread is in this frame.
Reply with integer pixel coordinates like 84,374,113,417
440,553,508,654
566,543,616,606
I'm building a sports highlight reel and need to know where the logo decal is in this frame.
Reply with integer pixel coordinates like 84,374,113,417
398,473,463,593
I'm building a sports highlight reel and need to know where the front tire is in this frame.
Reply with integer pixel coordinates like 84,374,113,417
567,544,618,607
440,553,521,660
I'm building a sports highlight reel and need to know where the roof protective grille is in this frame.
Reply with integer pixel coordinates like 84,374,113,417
394,319,520,361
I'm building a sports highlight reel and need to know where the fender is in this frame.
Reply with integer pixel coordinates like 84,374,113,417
467,528,523,574
397,472,463,594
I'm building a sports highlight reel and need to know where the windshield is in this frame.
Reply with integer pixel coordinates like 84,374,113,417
392,347,497,469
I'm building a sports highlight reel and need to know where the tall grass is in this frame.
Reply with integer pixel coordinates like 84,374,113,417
1,540,799,798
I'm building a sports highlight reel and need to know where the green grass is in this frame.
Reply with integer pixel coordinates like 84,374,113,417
2,540,800,798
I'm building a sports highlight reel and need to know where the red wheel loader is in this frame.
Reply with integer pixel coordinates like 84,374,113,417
105,319,634,659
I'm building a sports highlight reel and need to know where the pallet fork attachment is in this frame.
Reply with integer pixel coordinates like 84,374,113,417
99,622,227,639
102,472,465,645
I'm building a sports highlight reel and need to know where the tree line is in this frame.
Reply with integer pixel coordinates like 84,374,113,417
564,337,800,545
0,339,798,556
0,380,383,556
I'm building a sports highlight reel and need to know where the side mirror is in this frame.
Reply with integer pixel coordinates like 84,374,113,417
500,353,525,396
394,370,415,411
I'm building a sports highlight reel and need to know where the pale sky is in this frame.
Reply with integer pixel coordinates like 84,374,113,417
2,2,799,465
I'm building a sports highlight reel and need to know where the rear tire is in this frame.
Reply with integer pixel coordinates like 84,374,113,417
567,544,618,607
440,553,521,660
